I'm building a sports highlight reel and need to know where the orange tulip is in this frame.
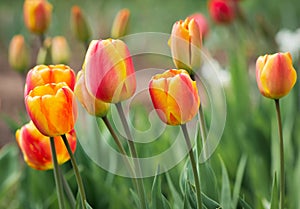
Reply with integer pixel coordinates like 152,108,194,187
74,70,110,117
16,121,76,170
23,0,52,34
111,8,130,38
256,52,297,99
24,64,76,96
8,35,30,73
51,36,71,64
169,18,202,74
71,5,91,44
84,39,136,103
149,69,200,125
25,82,77,137
188,13,209,39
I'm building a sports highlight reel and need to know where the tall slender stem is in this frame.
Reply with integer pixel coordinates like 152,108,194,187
198,104,208,159
115,103,147,209
50,137,65,209
274,99,285,209
181,124,203,209
60,169,76,209
61,134,87,209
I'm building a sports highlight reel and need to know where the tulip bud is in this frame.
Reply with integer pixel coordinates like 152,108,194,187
149,69,200,125
188,13,209,39
84,39,136,103
74,70,110,117
111,8,130,39
169,18,202,74
25,82,77,137
71,5,91,44
208,0,236,24
256,52,297,99
51,36,71,64
8,35,30,73
24,64,76,96
23,0,52,35
16,121,76,170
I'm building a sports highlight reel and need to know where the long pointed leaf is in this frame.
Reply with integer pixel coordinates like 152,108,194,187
232,156,247,208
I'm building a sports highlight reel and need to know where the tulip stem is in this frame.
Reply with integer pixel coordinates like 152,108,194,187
198,104,208,159
61,134,87,209
50,137,65,209
181,124,203,209
115,103,147,209
101,116,138,186
60,169,76,208
274,99,285,209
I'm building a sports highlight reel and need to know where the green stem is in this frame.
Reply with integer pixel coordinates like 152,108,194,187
181,124,203,209
275,99,285,209
115,103,147,209
50,137,65,209
60,169,76,208
198,104,208,159
61,134,87,209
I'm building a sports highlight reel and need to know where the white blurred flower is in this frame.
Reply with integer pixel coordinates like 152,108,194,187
275,28,300,60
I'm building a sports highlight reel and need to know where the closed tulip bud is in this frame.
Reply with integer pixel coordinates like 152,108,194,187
111,8,130,39
74,70,110,117
24,64,76,96
51,36,71,64
23,0,52,35
71,5,91,44
149,69,200,125
25,82,77,137
85,39,136,103
208,0,236,24
256,52,297,99
170,18,202,74
8,35,30,73
16,121,76,170
188,13,209,39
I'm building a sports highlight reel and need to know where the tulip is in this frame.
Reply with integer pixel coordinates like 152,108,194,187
8,35,30,73
208,0,236,24
256,52,297,99
74,70,110,117
51,36,71,64
16,121,76,170
24,64,76,96
169,18,202,74
23,0,52,35
149,69,200,125
84,39,136,103
71,5,91,44
111,8,130,38
188,13,209,39
25,82,77,137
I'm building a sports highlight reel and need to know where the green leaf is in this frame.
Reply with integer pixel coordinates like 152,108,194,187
270,173,279,209
199,162,219,201
85,200,93,209
232,156,247,209
201,192,222,209
220,156,231,209
165,172,183,209
129,188,141,209
238,197,253,209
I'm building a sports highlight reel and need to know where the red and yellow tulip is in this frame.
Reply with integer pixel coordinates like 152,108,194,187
149,69,200,125
256,52,297,99
111,8,130,39
74,70,110,117
188,13,209,39
24,65,76,96
25,82,77,137
23,0,52,34
84,39,136,103
169,18,202,74
16,121,76,170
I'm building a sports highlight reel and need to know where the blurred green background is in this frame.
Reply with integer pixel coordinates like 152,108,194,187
1,0,300,208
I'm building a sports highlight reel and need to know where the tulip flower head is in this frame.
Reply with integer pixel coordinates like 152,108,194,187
8,35,30,73
84,39,136,103
208,0,236,24
188,13,209,39
256,52,297,99
23,0,52,34
111,8,130,38
51,36,71,64
16,121,76,170
24,64,76,96
169,18,202,74
71,5,91,44
74,70,110,117
149,69,200,125
25,82,77,137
